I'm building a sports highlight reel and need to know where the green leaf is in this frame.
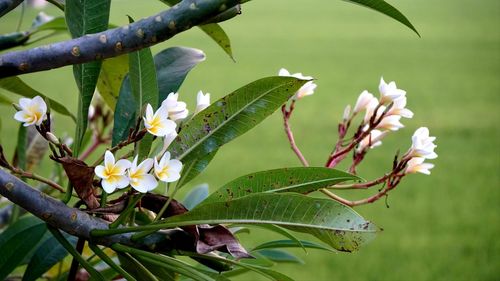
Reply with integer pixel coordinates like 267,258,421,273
182,183,209,210
65,0,111,155
117,252,159,281
169,76,307,162
0,92,12,105
30,17,67,34
167,193,378,252
112,75,136,146
0,32,29,51
176,149,217,188
253,249,304,264
113,244,215,281
88,243,137,281
344,0,420,36
0,77,76,121
16,124,27,170
155,46,206,104
252,239,335,253
204,167,358,204
0,216,47,280
181,251,294,281
97,55,129,110
245,224,307,253
129,46,159,159
112,47,204,146
199,24,234,60
22,233,77,281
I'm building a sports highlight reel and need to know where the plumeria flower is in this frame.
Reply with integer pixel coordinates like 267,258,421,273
143,104,177,137
13,96,47,126
128,156,158,193
363,96,380,124
195,91,210,114
356,129,389,153
407,127,438,159
278,68,317,100
28,0,48,9
405,157,434,175
387,97,413,118
379,77,406,104
376,115,405,131
154,152,183,183
342,105,351,121
94,151,131,193
353,90,375,114
161,93,189,121
159,130,178,156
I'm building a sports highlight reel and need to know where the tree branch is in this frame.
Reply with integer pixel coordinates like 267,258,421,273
0,0,23,18
0,0,240,78
0,169,182,250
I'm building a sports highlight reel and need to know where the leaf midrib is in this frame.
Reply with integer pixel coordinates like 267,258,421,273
177,79,298,160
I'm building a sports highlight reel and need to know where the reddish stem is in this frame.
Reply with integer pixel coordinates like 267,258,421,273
281,102,309,167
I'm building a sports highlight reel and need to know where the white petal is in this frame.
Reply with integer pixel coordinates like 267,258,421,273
168,159,183,173
94,165,107,179
114,175,130,189
32,96,47,112
154,119,177,137
145,104,154,120
165,171,181,183
159,151,171,167
278,68,290,76
14,111,30,123
101,179,117,193
104,151,115,166
114,159,132,174
138,158,154,172
19,98,32,109
142,174,159,192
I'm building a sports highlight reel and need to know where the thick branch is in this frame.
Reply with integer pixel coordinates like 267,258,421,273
0,0,23,18
0,169,182,250
0,0,240,78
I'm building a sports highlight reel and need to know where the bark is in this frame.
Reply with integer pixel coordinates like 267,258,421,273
0,169,183,250
0,0,23,18
0,0,240,78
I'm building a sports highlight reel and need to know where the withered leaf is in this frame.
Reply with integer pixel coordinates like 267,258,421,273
56,156,99,209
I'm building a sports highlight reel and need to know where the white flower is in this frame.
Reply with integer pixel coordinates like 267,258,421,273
405,157,434,175
278,68,317,100
161,93,189,121
88,105,95,120
154,152,182,183
387,97,413,118
407,127,438,159
363,96,380,124
376,115,404,131
195,91,210,114
159,130,178,156
95,151,131,193
143,103,177,137
342,105,351,121
357,130,389,152
13,96,47,126
353,90,375,114
29,0,48,9
128,156,158,193
379,77,406,104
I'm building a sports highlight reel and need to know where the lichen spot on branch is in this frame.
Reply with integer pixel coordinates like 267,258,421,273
71,46,81,57
155,16,162,23
115,41,123,52
99,34,107,44
136,28,144,38
19,62,29,71
168,21,176,30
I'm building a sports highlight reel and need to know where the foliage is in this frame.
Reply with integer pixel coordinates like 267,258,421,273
0,0,427,280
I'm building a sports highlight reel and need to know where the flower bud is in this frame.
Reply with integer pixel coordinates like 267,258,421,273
46,132,60,145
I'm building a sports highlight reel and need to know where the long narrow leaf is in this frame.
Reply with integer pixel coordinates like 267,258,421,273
65,0,111,155
0,77,76,121
203,167,358,203
344,0,419,36
169,76,307,162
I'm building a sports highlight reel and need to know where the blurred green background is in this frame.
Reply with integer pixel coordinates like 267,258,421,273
1,0,499,280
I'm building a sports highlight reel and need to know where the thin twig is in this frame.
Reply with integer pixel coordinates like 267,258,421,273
10,168,65,192
281,102,309,166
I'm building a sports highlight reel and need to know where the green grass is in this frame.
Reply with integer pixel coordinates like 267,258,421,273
1,0,499,280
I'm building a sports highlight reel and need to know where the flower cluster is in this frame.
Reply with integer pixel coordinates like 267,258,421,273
278,68,317,100
343,77,436,175
95,150,183,194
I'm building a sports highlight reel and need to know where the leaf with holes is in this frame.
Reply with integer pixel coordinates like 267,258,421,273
65,0,111,155
169,76,307,162
203,167,358,203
